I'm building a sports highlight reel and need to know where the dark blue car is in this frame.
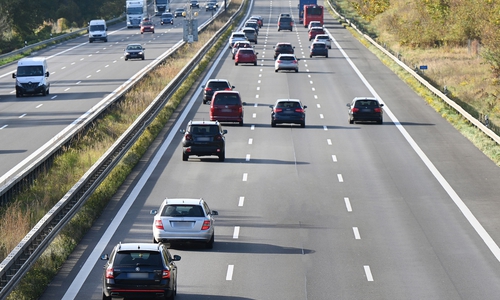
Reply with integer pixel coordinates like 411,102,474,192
270,99,307,128
309,42,328,58
161,12,174,25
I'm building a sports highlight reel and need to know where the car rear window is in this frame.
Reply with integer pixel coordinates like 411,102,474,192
355,100,379,107
213,94,241,105
208,81,230,89
189,125,219,135
277,101,300,108
279,56,295,61
313,43,326,48
114,251,161,266
280,17,292,22
162,205,205,217
312,28,324,33
276,44,292,50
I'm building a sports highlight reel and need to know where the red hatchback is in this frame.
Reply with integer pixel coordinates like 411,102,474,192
140,21,155,34
210,91,245,126
234,48,258,66
308,26,325,41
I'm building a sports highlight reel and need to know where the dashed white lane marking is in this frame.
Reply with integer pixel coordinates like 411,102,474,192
327,139,332,145
337,174,344,182
364,265,374,281
344,197,352,212
226,265,234,280
353,227,361,239
323,126,328,131
331,155,337,162
238,196,245,206
233,226,240,239
255,95,259,98
19,114,26,118
317,104,321,108
0,125,7,130
242,173,248,181
64,88,70,91
246,154,251,161
252,113,256,118
251,125,255,130
76,81,81,84
320,114,324,118
253,103,258,107
36,104,43,108
248,138,253,144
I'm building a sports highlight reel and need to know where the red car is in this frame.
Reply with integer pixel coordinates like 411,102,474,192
308,26,325,41
210,91,245,126
234,48,258,66
140,21,155,34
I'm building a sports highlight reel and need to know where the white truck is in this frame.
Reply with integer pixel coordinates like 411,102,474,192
12,57,50,97
88,19,108,43
154,0,169,16
126,0,148,28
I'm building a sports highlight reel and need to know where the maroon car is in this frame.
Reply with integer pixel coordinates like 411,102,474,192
210,91,245,126
234,48,258,66
308,26,325,41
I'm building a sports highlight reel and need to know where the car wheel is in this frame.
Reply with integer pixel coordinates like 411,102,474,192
142,56,145,60
182,153,189,161
239,120,244,126
301,122,305,128
141,32,143,34
153,236,158,243
235,62,238,66
46,88,50,95
377,118,383,124
271,121,276,127
218,152,225,162
232,55,234,60
42,89,47,96
203,100,207,104
326,54,328,58
295,69,298,73
152,31,155,34
275,69,278,73
349,118,354,124
16,91,21,98
206,233,215,249
254,62,257,66
309,54,312,58
102,292,111,300
125,57,128,61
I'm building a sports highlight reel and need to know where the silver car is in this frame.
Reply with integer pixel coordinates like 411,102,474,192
313,34,332,49
275,53,300,73
151,198,219,248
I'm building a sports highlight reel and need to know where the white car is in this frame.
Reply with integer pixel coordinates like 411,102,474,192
228,32,247,48
308,20,322,31
313,34,332,49
151,198,219,248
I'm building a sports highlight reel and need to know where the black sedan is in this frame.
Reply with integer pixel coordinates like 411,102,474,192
270,99,307,128
309,42,328,58
347,97,384,124
124,44,145,61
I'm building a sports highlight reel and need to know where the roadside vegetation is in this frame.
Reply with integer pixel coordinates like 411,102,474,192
330,0,500,164
1,0,245,298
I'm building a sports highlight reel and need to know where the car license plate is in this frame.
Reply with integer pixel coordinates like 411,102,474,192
221,109,232,112
127,273,149,279
196,137,210,142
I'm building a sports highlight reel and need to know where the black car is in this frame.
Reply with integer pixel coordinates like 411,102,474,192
190,0,199,8
181,120,227,161
273,42,295,59
278,16,294,31
161,12,174,25
202,79,234,104
347,97,384,124
101,242,181,300
309,42,328,58
270,99,307,127
124,44,145,60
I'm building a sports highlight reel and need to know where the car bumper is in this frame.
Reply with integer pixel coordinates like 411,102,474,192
273,114,305,124
183,145,223,156
104,287,174,299
153,228,214,243
210,115,243,123
16,84,48,95
350,113,383,121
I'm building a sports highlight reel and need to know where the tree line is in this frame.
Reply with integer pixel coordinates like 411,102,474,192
348,0,500,78
0,0,125,54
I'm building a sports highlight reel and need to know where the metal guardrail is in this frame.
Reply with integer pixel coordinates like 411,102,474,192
326,1,500,145
0,2,244,298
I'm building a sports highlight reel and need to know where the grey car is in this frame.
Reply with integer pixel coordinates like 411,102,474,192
242,27,258,43
151,198,219,248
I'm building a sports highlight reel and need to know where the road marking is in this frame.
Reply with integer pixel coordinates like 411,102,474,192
314,95,318,99
242,173,248,181
96,69,101,73
364,265,374,281
320,114,324,119
344,197,352,212
1,125,8,130
353,227,361,239
233,226,240,239
238,196,245,206
332,155,337,162
252,113,256,118
246,154,251,161
248,138,253,144
253,103,258,107
251,125,255,130
337,174,343,182
257,86,260,90
311,87,315,91
19,114,26,118
317,104,321,108
226,265,234,280
310,81,313,84
76,81,81,84
65,88,70,91
255,94,259,98
323,126,328,131
36,104,43,109
327,139,332,145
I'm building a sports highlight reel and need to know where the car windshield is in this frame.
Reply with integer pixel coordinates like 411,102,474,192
162,13,172,17
213,94,240,105
16,66,44,77
162,205,205,217
89,25,105,31
114,251,161,266
279,56,295,61
208,81,230,88
239,49,254,55
127,45,142,50
142,21,153,26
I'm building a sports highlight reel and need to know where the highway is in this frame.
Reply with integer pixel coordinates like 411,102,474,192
38,0,500,299
0,0,215,185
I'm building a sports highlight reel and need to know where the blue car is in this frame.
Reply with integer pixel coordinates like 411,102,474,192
270,99,307,128
161,12,173,25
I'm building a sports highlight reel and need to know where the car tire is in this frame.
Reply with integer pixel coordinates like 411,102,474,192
326,54,328,58
125,58,128,61
152,31,155,34
301,122,305,128
46,88,50,95
377,118,383,124
218,152,225,162
203,100,207,104
235,62,238,66
239,120,244,126
206,233,215,249
42,89,47,96
310,54,312,58
182,153,189,161
275,69,278,72
142,56,145,60
141,32,143,34
153,236,158,243
295,69,298,73
254,62,257,66
349,118,354,124
102,292,111,300
16,91,21,98
271,121,276,127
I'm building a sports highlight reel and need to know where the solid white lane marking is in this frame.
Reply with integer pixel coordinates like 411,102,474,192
238,196,245,206
226,265,234,280
337,174,343,182
248,138,253,144
327,139,332,145
344,197,352,212
332,155,337,162
330,30,500,262
233,226,240,239
243,173,248,181
353,227,361,239
364,265,374,281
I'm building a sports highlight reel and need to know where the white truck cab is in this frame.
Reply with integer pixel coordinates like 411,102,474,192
88,19,108,43
12,57,50,97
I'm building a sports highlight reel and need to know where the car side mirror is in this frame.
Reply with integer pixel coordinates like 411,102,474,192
180,129,186,133
269,105,273,109
346,103,351,107
232,86,235,88
242,102,247,105
101,254,109,260
380,103,385,107
173,255,181,261
303,105,307,108
45,72,49,77
297,58,301,61
211,210,219,215
150,209,158,215
12,73,16,79
222,130,227,134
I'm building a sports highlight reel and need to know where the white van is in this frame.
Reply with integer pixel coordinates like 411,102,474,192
12,57,50,97
88,19,108,43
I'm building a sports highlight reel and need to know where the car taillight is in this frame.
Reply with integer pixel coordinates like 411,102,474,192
205,87,212,92
184,134,192,141
201,220,211,230
215,134,222,140
162,269,171,279
277,60,282,63
224,87,231,90
238,106,243,113
352,108,359,113
293,60,297,63
374,107,382,113
274,108,283,113
291,22,294,26
155,220,164,230
106,267,114,279
295,108,304,113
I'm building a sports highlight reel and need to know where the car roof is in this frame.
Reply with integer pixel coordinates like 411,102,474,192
276,42,292,46
243,27,256,31
127,43,143,47
117,243,161,252
163,198,205,205
207,78,230,82
315,34,329,38
275,99,302,104
311,27,324,30
353,97,378,102
189,120,219,126
277,53,296,57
